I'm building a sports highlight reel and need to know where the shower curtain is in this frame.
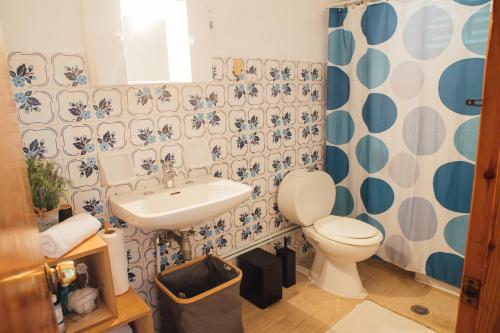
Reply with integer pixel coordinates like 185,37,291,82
326,0,490,287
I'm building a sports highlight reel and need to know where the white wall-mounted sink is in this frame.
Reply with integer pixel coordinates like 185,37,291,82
109,176,251,230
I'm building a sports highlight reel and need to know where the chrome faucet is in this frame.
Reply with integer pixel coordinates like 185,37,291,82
162,161,177,189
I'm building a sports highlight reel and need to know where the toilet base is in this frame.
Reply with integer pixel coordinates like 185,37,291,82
308,251,367,299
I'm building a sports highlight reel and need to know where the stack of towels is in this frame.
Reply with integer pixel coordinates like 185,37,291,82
40,214,101,258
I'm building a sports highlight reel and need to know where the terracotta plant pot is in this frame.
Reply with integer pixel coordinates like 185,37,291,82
36,208,59,232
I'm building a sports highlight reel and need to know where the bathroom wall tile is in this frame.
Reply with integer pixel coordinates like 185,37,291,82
245,58,263,82
51,53,88,87
128,118,157,147
92,88,124,119
281,82,296,103
126,86,154,115
96,121,127,151
55,89,92,123
210,162,230,179
280,60,296,81
310,82,323,104
227,83,247,107
265,83,281,104
71,188,104,216
14,89,55,125
8,52,49,87
21,127,59,159
297,61,311,81
131,148,159,176
209,136,229,162
206,109,227,134
264,59,281,81
211,57,225,81
159,143,184,169
181,85,204,111
65,156,100,189
183,112,206,138
157,116,182,143
154,84,179,112
246,82,264,106
61,124,95,156
311,62,324,81
226,57,245,81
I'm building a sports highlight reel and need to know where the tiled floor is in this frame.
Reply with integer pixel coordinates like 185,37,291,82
242,258,458,333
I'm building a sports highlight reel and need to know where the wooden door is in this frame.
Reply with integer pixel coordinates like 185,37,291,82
0,29,57,332
456,1,500,332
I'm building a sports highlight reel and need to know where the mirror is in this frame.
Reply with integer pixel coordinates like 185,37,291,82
82,0,212,86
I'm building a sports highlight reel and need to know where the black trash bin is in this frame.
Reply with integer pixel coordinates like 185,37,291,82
155,255,243,333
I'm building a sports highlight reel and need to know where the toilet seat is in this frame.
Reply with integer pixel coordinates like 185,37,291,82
314,216,382,246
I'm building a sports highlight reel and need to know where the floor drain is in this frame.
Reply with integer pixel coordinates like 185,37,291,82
411,305,429,315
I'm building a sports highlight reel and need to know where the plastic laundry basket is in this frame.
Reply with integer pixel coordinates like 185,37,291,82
155,255,243,333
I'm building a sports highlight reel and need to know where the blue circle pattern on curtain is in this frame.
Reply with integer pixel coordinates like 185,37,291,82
361,3,397,45
325,146,349,183
362,93,397,133
439,58,485,116
454,0,490,5
326,110,355,145
328,29,356,66
454,117,480,161
444,215,469,255
425,252,464,288
332,186,354,216
360,178,394,214
356,48,390,88
433,161,475,213
356,135,389,173
327,66,350,109
462,5,490,55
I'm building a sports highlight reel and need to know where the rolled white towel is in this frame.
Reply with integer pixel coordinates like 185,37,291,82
40,214,101,258
106,324,133,333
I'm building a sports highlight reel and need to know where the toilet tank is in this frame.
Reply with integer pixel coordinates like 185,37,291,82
277,169,336,227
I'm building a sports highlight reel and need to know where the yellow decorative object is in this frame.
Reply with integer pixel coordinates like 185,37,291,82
232,58,244,79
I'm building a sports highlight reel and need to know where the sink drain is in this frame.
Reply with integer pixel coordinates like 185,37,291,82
411,305,429,315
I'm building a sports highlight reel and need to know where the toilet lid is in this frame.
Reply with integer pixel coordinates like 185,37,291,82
314,216,379,239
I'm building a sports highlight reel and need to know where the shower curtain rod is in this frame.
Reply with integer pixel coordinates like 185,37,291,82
325,0,383,9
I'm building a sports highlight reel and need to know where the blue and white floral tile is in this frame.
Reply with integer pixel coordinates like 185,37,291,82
127,265,145,290
211,57,225,81
158,143,184,169
157,115,182,143
227,82,247,107
205,84,225,109
297,61,311,81
235,225,253,247
264,59,281,81
213,211,233,234
230,158,249,182
14,89,55,125
60,124,95,157
154,84,179,112
248,130,265,153
311,63,324,81
297,82,311,103
280,60,296,81
268,152,284,174
131,148,159,177
265,82,281,105
71,188,104,216
229,133,249,157
281,82,296,103
210,162,229,179
183,112,206,138
244,58,263,82
250,177,267,201
228,109,247,134
206,109,227,135
65,155,100,189
128,118,157,147
181,85,205,112
55,89,92,123
226,57,245,81
246,82,264,106
51,53,88,87
92,88,124,119
96,121,127,152
209,136,229,162
8,52,49,87
214,232,234,256
310,82,323,104
266,128,283,151
21,127,60,159
193,220,216,243
126,86,154,115
267,172,284,195
249,155,266,179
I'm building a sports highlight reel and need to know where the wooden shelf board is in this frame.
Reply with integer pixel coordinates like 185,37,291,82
65,302,114,333
85,289,152,333
45,235,107,265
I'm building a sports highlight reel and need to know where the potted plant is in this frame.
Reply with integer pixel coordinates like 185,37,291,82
26,158,70,232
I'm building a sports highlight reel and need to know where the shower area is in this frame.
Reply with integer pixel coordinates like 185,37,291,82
325,0,490,288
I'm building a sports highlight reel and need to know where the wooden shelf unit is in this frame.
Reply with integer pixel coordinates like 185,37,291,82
45,235,153,333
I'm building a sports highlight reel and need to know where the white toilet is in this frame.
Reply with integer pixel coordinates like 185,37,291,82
278,169,383,299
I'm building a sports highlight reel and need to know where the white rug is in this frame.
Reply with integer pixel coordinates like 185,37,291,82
326,301,436,333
